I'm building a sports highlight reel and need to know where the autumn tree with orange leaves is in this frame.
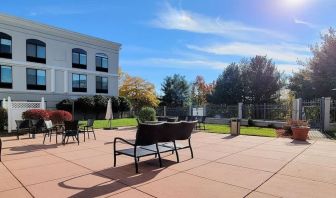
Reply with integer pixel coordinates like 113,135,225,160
119,73,160,112
191,76,214,106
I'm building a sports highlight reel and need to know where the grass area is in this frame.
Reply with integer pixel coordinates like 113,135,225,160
80,118,138,129
205,124,276,137
86,118,276,137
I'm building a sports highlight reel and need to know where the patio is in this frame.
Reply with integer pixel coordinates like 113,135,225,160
1,129,336,198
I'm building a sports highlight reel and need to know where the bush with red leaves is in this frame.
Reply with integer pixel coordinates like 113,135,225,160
22,109,49,120
48,110,72,124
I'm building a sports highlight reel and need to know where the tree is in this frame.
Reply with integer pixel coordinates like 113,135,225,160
241,56,283,103
93,95,108,119
191,76,214,106
75,96,95,119
118,96,131,118
208,63,243,104
119,74,160,112
161,74,190,107
288,69,316,99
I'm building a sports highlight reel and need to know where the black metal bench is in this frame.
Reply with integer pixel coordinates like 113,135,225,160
114,123,162,173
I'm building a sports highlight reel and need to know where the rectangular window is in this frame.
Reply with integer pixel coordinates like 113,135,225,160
26,43,46,64
72,52,87,69
72,73,87,92
96,76,108,93
0,65,12,88
26,68,46,90
0,39,11,54
96,55,108,72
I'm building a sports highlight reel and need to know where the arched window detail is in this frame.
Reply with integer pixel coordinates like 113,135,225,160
0,32,12,59
72,48,87,69
95,53,108,72
26,39,46,64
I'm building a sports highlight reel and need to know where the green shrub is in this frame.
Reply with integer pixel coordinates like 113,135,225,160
138,107,156,122
0,108,7,131
247,118,254,126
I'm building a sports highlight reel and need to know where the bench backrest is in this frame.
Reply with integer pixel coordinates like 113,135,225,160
159,122,182,142
135,123,163,146
174,121,197,140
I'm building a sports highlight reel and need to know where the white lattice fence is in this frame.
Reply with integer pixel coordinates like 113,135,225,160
3,97,46,132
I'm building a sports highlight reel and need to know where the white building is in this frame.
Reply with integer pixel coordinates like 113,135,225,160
0,14,121,108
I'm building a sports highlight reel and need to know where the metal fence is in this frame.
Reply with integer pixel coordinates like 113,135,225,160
330,99,336,123
205,104,238,118
242,103,291,121
156,106,190,117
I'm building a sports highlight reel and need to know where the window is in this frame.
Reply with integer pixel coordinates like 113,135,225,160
96,76,108,93
96,53,108,72
0,65,12,88
26,68,46,90
26,39,46,64
72,48,87,69
72,73,87,92
0,32,12,59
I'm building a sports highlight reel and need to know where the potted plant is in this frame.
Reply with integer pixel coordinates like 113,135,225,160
290,120,310,141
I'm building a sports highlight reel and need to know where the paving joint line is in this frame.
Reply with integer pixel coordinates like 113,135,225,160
243,139,317,198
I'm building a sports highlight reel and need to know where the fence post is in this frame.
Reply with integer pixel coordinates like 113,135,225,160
203,105,207,116
41,97,46,109
238,103,243,119
163,106,167,117
292,98,301,120
263,103,266,120
7,96,11,133
324,97,331,131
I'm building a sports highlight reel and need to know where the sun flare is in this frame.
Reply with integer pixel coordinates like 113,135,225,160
284,0,306,7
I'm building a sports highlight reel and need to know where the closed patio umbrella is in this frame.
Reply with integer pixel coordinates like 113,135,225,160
105,98,113,129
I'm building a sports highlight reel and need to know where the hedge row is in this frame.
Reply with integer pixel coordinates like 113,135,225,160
22,109,72,124
56,95,131,118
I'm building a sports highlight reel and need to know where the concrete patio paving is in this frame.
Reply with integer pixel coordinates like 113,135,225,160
1,129,336,198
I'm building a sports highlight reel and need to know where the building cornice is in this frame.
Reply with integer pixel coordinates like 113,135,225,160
0,13,121,52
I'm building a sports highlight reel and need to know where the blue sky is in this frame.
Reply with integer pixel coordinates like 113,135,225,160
1,0,335,94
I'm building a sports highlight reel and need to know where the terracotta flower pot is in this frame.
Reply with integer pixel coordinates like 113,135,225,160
291,127,310,141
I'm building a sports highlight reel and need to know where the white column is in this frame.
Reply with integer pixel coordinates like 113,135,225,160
41,97,46,109
64,70,68,93
7,96,11,133
324,97,331,131
238,102,243,119
51,69,55,92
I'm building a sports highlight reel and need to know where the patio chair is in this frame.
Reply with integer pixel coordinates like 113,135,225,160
161,121,197,159
15,120,32,140
157,116,168,122
62,120,79,145
31,119,45,136
80,119,96,142
196,116,206,130
167,117,178,122
43,120,63,144
114,123,163,173
178,116,187,121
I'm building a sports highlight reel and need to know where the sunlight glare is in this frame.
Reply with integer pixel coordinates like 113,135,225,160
284,0,306,7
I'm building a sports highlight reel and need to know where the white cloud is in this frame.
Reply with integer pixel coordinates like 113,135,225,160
122,58,228,70
277,64,304,73
151,2,290,40
294,18,316,28
187,42,310,63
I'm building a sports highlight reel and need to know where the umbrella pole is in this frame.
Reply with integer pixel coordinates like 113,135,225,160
109,119,112,129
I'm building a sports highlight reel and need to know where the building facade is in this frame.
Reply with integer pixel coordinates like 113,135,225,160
0,14,121,108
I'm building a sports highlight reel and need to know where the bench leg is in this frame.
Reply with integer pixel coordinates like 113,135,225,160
134,156,139,173
188,138,194,158
173,141,180,163
156,143,162,168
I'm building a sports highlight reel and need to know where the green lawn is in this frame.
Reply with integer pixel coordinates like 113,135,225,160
80,118,138,129
205,124,276,137
85,118,276,137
